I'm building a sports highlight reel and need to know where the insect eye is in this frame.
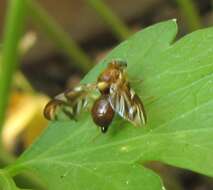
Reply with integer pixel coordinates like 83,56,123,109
113,60,127,68
120,61,127,67
97,82,108,91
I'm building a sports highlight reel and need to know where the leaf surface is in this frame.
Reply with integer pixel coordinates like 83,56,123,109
7,20,213,190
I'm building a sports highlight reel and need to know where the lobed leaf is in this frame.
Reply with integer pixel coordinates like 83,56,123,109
6,20,213,190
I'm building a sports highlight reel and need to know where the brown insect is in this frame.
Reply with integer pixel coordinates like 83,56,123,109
43,60,146,133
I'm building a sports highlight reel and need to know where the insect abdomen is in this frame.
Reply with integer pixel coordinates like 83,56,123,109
91,95,114,133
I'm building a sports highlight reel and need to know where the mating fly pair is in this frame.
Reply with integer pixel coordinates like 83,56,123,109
44,60,146,133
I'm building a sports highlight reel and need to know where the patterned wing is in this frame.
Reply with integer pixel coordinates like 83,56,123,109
43,84,97,121
108,83,146,126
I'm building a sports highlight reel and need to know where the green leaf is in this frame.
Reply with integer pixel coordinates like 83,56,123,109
5,20,213,189
0,170,21,190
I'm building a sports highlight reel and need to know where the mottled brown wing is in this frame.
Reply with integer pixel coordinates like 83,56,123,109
43,84,97,121
108,83,146,126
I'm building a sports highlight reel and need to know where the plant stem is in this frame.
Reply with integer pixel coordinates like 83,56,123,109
0,169,15,189
0,167,46,190
27,0,93,73
0,1,44,189
0,146,15,169
176,0,202,31
0,142,46,189
0,146,46,189
0,0,27,132
87,0,131,41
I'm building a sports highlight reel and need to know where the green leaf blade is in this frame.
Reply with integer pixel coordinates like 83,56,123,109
6,19,213,189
